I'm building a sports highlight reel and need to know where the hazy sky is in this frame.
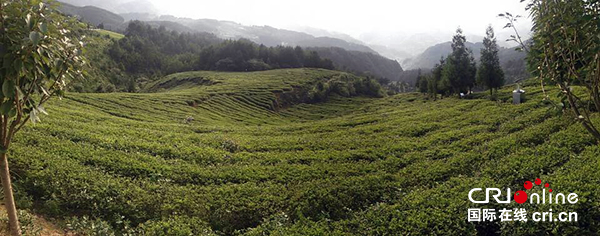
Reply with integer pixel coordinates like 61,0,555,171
148,0,533,42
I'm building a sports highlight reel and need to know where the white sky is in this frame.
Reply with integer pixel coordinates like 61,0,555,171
148,0,532,42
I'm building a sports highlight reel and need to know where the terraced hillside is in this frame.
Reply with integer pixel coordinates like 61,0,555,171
7,69,600,235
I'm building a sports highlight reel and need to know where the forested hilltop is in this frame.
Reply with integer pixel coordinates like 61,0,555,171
76,21,338,92
74,20,407,93
56,2,405,90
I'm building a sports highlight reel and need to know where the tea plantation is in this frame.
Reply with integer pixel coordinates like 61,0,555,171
6,69,600,235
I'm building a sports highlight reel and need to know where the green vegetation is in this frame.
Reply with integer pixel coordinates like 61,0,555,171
0,68,595,235
442,28,477,95
76,30,130,93
416,29,480,98
526,0,600,141
308,47,404,81
0,1,86,234
108,21,334,78
476,26,504,98
92,29,124,40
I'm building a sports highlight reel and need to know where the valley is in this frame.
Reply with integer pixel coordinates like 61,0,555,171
5,69,599,235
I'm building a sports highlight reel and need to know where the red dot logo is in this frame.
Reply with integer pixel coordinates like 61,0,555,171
514,190,528,204
545,183,550,188
524,181,533,190
535,178,542,185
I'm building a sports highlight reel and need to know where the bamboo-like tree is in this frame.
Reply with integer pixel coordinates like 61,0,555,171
0,1,86,235
505,0,600,140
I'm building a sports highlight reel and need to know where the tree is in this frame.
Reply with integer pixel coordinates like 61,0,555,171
429,57,446,99
0,1,86,235
523,0,600,140
442,28,477,96
415,69,428,93
477,26,505,97
504,1,600,141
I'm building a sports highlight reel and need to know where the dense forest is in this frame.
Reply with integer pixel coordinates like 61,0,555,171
108,21,335,77
308,47,404,81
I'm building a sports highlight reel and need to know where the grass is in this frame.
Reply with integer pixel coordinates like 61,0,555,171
5,68,600,235
92,29,124,40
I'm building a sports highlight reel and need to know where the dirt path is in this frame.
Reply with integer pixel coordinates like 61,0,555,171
0,205,68,236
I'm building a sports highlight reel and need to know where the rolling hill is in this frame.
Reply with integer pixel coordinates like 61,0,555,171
56,2,125,31
8,68,600,234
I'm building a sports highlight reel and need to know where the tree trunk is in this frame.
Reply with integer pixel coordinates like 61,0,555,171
0,153,20,236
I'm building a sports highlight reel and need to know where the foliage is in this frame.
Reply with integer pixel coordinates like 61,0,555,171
476,26,505,97
428,57,447,99
523,0,600,140
442,28,477,95
66,216,117,236
0,66,596,235
0,0,86,234
414,69,427,93
0,210,42,236
308,47,404,81
108,21,334,79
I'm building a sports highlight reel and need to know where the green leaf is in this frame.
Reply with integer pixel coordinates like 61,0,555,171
2,80,15,99
15,87,24,101
7,108,16,118
29,31,41,45
39,22,48,34
3,54,13,69
0,100,12,115
54,59,63,69
0,43,5,58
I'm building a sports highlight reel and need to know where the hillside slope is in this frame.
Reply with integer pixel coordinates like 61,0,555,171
309,47,404,80
57,2,125,31
7,70,600,235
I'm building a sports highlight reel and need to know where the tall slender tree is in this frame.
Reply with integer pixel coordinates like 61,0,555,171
429,57,446,99
477,26,505,97
442,28,477,96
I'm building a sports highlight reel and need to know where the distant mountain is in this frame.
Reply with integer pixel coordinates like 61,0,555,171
297,37,378,54
368,44,413,62
57,2,124,31
309,47,403,80
57,1,381,55
289,26,367,45
360,31,485,64
401,41,529,84
403,41,484,70
131,16,379,54
58,0,158,14
56,1,404,80
498,47,530,84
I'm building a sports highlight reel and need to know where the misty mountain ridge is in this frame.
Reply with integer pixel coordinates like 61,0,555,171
403,41,484,70
401,40,529,84
56,1,404,80
58,0,159,14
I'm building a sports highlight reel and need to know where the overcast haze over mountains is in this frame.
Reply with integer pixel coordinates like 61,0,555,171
60,0,532,68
